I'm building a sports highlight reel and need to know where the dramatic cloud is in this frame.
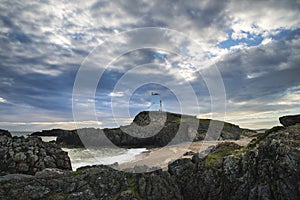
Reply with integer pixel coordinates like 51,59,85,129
0,0,299,131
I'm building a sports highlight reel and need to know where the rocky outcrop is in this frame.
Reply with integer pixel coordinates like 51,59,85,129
56,111,253,148
0,131,72,175
30,129,84,148
0,164,182,200
55,130,83,148
0,129,12,137
31,129,69,137
279,114,300,127
0,120,299,199
175,124,300,199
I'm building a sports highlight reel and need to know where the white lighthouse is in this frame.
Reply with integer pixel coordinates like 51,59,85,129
149,92,162,111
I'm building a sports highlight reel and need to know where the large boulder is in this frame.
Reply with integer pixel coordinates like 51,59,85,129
279,114,300,127
56,130,84,147
0,130,71,175
0,129,12,137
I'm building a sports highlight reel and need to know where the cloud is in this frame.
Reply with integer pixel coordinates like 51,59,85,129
213,35,300,128
109,92,124,97
0,120,102,131
231,31,248,40
0,0,299,130
228,0,300,37
0,97,6,103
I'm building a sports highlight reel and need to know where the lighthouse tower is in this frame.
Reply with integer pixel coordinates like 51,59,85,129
149,92,162,111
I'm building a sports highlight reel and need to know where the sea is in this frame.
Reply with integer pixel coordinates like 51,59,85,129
10,131,146,170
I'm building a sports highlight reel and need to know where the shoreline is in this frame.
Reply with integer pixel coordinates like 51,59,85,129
119,138,252,170
15,134,252,171
42,136,252,171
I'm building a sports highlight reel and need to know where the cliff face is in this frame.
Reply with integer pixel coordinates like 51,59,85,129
54,111,253,148
0,129,71,175
1,122,299,199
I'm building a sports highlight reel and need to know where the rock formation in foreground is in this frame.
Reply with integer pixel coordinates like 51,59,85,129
33,111,255,148
0,129,71,175
1,116,299,199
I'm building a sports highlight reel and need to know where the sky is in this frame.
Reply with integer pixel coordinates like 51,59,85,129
0,0,300,131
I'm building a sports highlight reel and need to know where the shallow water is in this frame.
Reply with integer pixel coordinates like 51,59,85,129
62,147,146,170
10,131,32,137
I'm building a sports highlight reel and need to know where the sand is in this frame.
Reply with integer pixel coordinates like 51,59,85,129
119,138,252,171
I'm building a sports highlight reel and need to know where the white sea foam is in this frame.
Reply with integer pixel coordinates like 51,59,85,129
41,136,57,142
62,147,146,170
10,131,31,137
10,132,146,171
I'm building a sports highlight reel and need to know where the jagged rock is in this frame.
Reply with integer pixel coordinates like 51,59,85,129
279,114,300,127
172,124,300,200
0,130,71,175
0,123,299,199
35,168,65,178
0,129,12,137
56,130,83,147
183,151,196,156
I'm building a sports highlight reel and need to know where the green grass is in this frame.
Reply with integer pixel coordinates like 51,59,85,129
126,177,143,200
69,170,82,176
248,126,284,149
205,146,241,168
108,177,142,200
171,117,199,124
199,119,210,125
203,127,286,168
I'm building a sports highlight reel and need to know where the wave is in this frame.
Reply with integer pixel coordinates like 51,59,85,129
62,147,146,170
10,132,146,170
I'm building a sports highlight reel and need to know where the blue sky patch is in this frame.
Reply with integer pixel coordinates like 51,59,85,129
219,30,263,49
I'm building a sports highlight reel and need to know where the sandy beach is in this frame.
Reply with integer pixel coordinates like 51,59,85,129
119,138,252,171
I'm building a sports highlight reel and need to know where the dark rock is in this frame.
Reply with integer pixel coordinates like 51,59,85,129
131,170,181,199
183,151,196,156
0,123,299,199
31,129,69,137
265,126,285,134
279,114,300,127
35,168,65,178
0,130,72,175
0,129,12,137
0,173,33,182
191,153,200,163
171,124,300,200
56,130,83,147
198,145,215,158
56,111,252,148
